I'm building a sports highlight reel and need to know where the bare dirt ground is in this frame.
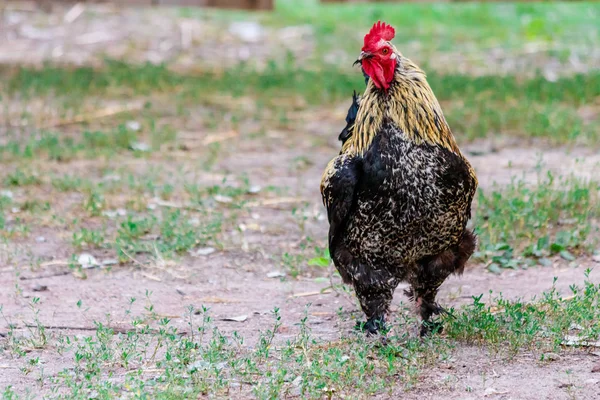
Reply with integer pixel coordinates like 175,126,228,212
2,131,599,398
1,3,600,399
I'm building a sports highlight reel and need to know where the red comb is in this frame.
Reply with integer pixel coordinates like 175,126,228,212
363,21,396,49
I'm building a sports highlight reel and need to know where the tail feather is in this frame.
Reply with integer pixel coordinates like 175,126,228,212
338,91,361,144
454,229,477,275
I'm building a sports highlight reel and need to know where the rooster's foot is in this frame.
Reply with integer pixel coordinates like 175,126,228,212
356,315,387,336
419,319,444,337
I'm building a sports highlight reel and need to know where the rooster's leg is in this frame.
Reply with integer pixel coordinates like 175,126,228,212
409,255,454,336
411,231,477,336
414,287,446,336
353,269,399,335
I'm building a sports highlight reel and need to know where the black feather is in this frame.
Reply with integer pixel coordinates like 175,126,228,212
322,155,362,285
362,68,370,86
338,91,360,144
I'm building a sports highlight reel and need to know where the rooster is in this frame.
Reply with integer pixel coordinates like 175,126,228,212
321,22,478,335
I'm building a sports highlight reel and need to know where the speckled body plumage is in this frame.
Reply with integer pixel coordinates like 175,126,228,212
321,47,477,335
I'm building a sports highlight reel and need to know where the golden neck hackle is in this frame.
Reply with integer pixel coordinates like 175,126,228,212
343,56,461,157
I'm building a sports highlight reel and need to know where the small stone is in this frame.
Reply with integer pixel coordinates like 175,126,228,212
0,190,13,199
126,121,141,132
484,387,506,396
102,174,121,182
569,323,584,331
35,236,46,243
538,257,552,267
487,263,502,275
188,360,226,372
248,185,261,194
101,259,118,266
78,253,98,269
194,247,216,256
214,195,233,204
102,209,126,218
267,271,285,278
11,207,20,214
544,69,559,83
559,250,575,261
221,315,247,322
592,254,600,263
32,284,48,292
544,353,560,361
130,142,150,152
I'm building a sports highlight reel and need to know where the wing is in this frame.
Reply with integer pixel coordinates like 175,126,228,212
320,154,361,278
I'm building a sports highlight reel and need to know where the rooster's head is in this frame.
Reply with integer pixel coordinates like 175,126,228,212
354,21,397,91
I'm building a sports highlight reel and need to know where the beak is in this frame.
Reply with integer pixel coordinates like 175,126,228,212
353,51,372,66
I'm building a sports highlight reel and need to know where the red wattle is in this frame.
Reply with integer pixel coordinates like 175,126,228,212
362,58,396,91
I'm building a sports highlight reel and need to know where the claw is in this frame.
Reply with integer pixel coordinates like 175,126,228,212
418,299,447,337
356,315,387,336
420,320,444,337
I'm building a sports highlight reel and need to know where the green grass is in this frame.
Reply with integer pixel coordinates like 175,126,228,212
2,274,598,398
114,209,222,261
51,175,92,192
1,2,598,147
72,228,107,250
0,163,261,265
2,61,598,147
445,271,600,355
206,1,600,58
4,61,600,106
3,169,41,187
0,123,178,163
2,60,181,98
474,172,600,271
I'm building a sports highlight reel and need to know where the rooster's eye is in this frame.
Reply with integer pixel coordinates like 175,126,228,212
382,48,389,55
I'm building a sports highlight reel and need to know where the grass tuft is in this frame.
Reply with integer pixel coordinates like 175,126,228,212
474,172,599,270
